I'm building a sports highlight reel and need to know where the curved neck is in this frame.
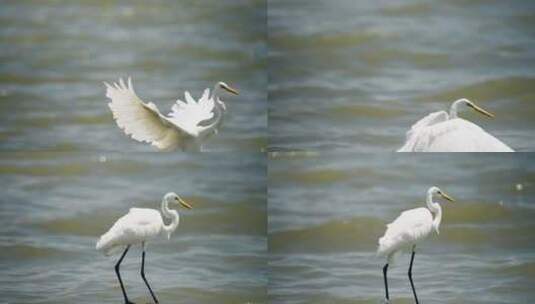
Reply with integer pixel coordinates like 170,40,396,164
449,99,466,119
210,83,224,102
426,192,442,234
161,197,180,239
197,85,225,135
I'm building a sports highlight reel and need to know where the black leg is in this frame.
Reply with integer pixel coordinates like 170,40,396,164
115,245,135,304
141,247,159,304
408,248,419,304
383,263,389,301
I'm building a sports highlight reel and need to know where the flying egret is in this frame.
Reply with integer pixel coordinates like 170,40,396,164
397,98,514,152
96,192,193,304
377,186,455,304
104,77,239,152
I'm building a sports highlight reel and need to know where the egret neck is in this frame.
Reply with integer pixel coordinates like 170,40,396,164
161,196,180,239
196,83,226,136
427,188,442,235
449,98,469,119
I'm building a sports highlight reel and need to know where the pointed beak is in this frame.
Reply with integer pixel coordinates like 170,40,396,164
222,85,239,95
176,197,193,209
470,103,495,118
440,191,455,202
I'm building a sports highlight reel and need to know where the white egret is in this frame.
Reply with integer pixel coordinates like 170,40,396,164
96,192,193,304
397,98,514,152
104,77,239,152
377,186,455,304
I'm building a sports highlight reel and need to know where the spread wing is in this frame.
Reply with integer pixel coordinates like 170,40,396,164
104,77,193,150
167,89,217,135
397,111,449,152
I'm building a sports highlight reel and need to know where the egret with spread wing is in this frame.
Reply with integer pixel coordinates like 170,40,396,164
377,186,455,304
104,78,239,151
96,192,193,304
397,98,514,152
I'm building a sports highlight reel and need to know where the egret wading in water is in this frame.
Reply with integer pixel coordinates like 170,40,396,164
397,98,514,152
104,77,239,152
377,186,455,304
96,192,193,304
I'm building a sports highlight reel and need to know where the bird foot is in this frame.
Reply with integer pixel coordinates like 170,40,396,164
380,299,391,304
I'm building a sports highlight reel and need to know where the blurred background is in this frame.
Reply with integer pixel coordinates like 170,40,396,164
269,0,535,152
0,0,267,152
268,153,535,303
0,153,266,303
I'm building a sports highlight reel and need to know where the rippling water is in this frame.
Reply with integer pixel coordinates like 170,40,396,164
268,153,535,303
0,0,267,152
0,153,267,303
269,0,535,152
3,1,535,303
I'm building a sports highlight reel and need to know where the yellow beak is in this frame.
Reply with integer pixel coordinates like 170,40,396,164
222,85,239,95
471,103,495,118
440,191,455,202
176,197,193,209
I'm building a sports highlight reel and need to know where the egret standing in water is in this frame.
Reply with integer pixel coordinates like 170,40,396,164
377,186,455,304
96,192,193,304
397,98,514,152
104,77,239,152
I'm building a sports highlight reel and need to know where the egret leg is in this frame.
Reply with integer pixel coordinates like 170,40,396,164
140,245,159,304
383,263,389,301
408,247,419,304
115,245,135,304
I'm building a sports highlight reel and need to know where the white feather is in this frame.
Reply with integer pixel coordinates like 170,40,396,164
96,208,164,256
168,88,216,134
398,100,514,152
104,78,228,151
377,208,434,261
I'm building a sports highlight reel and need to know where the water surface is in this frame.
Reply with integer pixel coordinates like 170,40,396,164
0,0,267,152
268,153,535,303
269,0,535,152
0,153,267,304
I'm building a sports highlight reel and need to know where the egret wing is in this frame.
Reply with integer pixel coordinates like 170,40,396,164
120,208,163,240
168,89,216,136
378,208,433,256
105,78,192,150
425,119,514,152
96,208,163,255
398,111,449,152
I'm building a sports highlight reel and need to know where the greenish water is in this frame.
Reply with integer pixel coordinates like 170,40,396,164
2,0,535,304
0,153,267,304
268,154,535,303
269,0,535,152
0,0,267,152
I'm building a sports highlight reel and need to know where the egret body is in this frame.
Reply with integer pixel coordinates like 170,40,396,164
398,98,514,152
377,186,455,303
96,192,192,304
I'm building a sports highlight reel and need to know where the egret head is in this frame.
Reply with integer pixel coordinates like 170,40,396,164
164,192,193,209
429,186,455,202
218,82,239,95
456,98,495,118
